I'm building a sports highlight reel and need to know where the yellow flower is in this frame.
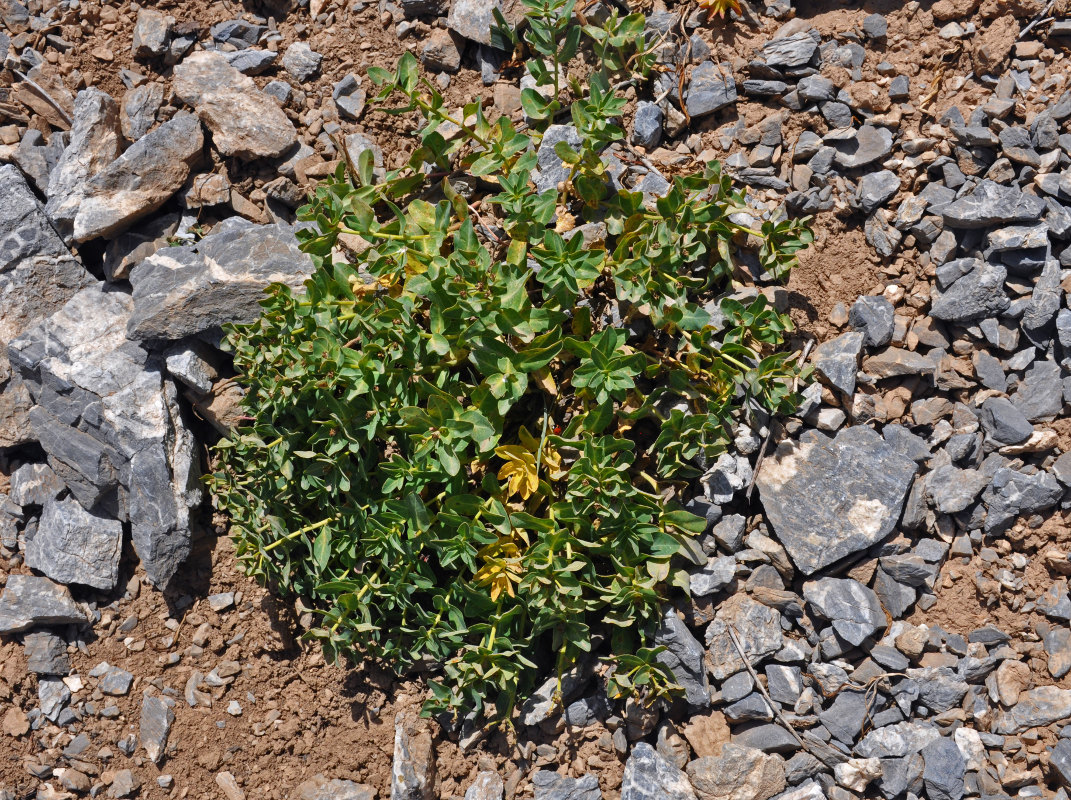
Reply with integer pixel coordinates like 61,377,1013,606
495,445,539,500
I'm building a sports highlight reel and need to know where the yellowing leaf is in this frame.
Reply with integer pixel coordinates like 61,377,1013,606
473,538,524,601
495,445,539,499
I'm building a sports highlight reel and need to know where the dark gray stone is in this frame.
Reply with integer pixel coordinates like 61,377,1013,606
225,49,278,75
929,259,1009,322
292,776,376,800
765,665,802,705
819,688,871,746
877,754,924,799
8,463,64,506
849,295,894,347
654,607,710,707
979,396,1033,445
982,467,1063,531
1012,360,1064,421
0,575,85,634
862,13,887,38
120,82,164,142
620,743,696,800
827,125,894,170
210,18,266,48
731,723,799,754
39,675,71,723
10,284,201,588
761,33,818,69
140,694,174,763
127,220,314,342
803,578,886,646
1022,258,1062,335
725,692,774,723
531,771,602,800
872,568,916,618
921,737,965,800
856,171,900,215
938,180,1048,228
755,427,918,575
924,465,988,514
797,75,835,104
631,101,663,150
811,331,863,396
689,556,735,597
533,124,582,194
685,62,737,119
907,667,967,713
24,631,69,675
1052,738,1071,788
97,664,134,695
26,497,122,590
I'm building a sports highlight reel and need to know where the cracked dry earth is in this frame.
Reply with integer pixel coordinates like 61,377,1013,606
5,0,1071,798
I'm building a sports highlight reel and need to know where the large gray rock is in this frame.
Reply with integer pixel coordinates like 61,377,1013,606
802,578,886,646
654,608,710,707
26,497,123,590
621,743,696,800
760,33,817,69
72,111,204,242
685,62,738,119
827,125,894,170
993,686,1071,733
921,737,965,800
982,467,1063,532
979,396,1033,445
9,284,201,587
929,259,1009,322
24,630,69,675
755,427,918,575
292,775,375,800
127,219,315,342
0,165,93,448
44,88,124,239
0,575,85,634
173,51,296,160
447,0,523,45
938,180,1047,228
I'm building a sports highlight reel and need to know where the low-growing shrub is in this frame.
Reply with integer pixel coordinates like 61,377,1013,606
209,0,811,722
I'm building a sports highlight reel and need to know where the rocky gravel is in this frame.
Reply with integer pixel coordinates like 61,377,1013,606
3,0,1071,798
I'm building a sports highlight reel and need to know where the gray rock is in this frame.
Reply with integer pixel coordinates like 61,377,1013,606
731,723,799,754
685,62,738,118
979,396,1033,445
10,284,201,587
755,427,918,575
632,101,663,150
0,575,85,634
827,125,894,170
24,631,69,675
12,129,67,195
856,171,900,215
132,8,171,59
392,715,436,800
293,775,376,800
803,578,886,646
819,688,872,745
1012,360,1064,421
164,343,218,394
447,0,523,46
907,667,967,712
621,743,696,800
98,664,134,695
39,674,71,722
938,180,1047,228
811,331,864,396
866,209,903,257
862,13,887,38
421,29,462,73
72,111,204,242
26,497,122,590
120,82,164,142
533,124,582,193
332,75,367,121
1052,739,1071,788
725,692,774,723
797,75,835,104
140,694,174,763
1022,258,1062,334
924,465,988,514
929,259,1009,322
225,49,278,75
872,567,916,618
689,555,735,596
993,686,1071,733
854,722,941,758
44,88,124,239
281,42,322,82
987,223,1049,252
765,665,802,705
172,51,296,161
531,771,602,800
686,744,785,800
655,607,710,707
209,18,266,49
921,737,965,800
127,220,314,342
8,463,64,506
982,467,1063,531
849,295,894,348
761,33,817,69
878,754,925,798
1046,627,1071,677
706,595,783,680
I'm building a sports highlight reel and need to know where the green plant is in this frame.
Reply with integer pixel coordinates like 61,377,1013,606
209,1,811,724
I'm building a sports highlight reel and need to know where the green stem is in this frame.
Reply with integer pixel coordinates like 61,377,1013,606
262,516,336,552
